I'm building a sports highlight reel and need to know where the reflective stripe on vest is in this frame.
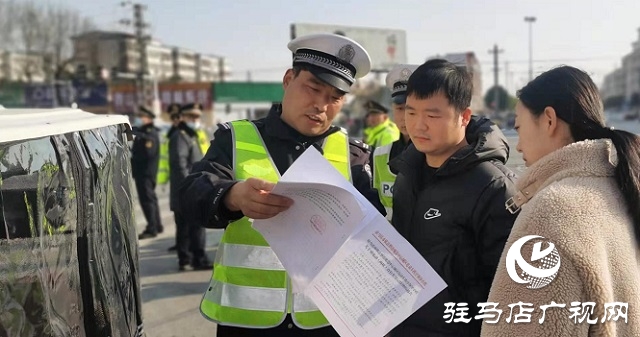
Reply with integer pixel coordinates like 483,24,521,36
200,120,351,329
373,143,395,221
196,129,210,156
157,135,170,184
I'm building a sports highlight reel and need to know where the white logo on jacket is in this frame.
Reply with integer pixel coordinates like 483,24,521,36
506,235,561,289
423,208,441,220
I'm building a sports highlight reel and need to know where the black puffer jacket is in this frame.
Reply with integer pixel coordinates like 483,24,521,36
389,116,519,337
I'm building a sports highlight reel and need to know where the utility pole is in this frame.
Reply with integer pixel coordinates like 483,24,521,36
121,2,153,111
524,16,537,82
218,57,225,82
504,61,509,93
488,44,504,112
133,3,152,110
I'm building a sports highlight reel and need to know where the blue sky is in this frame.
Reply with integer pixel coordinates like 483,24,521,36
48,0,640,94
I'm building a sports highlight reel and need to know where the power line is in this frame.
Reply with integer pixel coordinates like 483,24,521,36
232,66,289,73
479,56,620,65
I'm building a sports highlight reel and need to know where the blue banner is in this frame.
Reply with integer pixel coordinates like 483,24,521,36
24,84,73,108
74,82,108,107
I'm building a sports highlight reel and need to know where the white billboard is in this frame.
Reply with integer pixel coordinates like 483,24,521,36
291,23,407,72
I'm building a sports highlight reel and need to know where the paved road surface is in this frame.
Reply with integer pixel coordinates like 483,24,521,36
134,184,222,337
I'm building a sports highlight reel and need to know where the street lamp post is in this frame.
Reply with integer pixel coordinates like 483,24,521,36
524,16,536,82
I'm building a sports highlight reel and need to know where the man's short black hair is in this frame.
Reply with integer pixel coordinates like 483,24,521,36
405,59,472,112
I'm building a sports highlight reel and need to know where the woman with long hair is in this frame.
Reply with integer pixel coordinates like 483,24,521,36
481,66,640,336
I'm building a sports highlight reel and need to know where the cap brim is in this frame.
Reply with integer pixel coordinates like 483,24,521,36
182,110,202,117
135,112,154,118
307,67,351,93
392,93,407,105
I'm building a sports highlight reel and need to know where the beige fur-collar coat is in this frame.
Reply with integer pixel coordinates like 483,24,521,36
481,139,640,337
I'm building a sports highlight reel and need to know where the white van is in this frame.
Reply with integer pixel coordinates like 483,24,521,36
0,108,145,337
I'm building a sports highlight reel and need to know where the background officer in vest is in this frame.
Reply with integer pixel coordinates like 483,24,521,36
131,106,164,239
178,33,385,337
157,103,181,186
163,103,181,251
169,103,211,271
362,100,400,148
168,103,182,128
372,64,419,221
190,103,211,155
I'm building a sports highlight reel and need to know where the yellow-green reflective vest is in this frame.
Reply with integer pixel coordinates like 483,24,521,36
158,128,208,185
157,134,170,185
373,143,395,221
196,129,210,156
363,119,399,148
200,120,352,329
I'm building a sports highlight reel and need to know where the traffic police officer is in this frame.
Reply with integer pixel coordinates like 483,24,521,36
169,103,210,270
189,103,211,155
178,33,385,337
372,64,419,220
131,106,164,239
362,100,399,148
157,103,181,186
163,103,182,251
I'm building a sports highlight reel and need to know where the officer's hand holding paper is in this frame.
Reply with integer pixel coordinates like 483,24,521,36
252,147,447,337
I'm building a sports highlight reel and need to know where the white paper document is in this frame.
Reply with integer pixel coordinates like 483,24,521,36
252,147,447,337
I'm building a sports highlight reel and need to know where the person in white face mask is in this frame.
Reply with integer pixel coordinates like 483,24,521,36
168,103,211,271
131,106,164,239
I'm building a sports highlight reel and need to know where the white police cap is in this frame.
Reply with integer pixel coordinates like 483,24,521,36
288,33,371,93
385,64,419,104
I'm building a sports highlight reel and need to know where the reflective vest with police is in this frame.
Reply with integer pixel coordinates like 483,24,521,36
196,129,210,156
157,134,170,185
157,128,209,185
200,119,352,329
373,143,395,221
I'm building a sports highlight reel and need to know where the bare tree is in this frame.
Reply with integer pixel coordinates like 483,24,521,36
0,0,17,49
9,1,96,84
51,8,97,79
50,7,96,104
16,1,44,83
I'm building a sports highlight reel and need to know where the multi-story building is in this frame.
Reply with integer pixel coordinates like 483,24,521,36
72,31,129,75
601,27,640,108
0,51,47,82
601,68,627,103
71,30,231,82
147,41,174,80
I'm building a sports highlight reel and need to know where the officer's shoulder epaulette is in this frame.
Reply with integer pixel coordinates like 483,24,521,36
217,122,232,131
214,121,237,140
349,138,370,152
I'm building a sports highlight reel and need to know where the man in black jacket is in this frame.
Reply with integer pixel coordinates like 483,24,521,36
131,106,163,239
389,59,518,337
178,33,384,337
165,102,181,252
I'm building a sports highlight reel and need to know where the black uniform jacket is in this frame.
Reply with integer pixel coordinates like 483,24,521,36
178,104,385,229
131,123,160,179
